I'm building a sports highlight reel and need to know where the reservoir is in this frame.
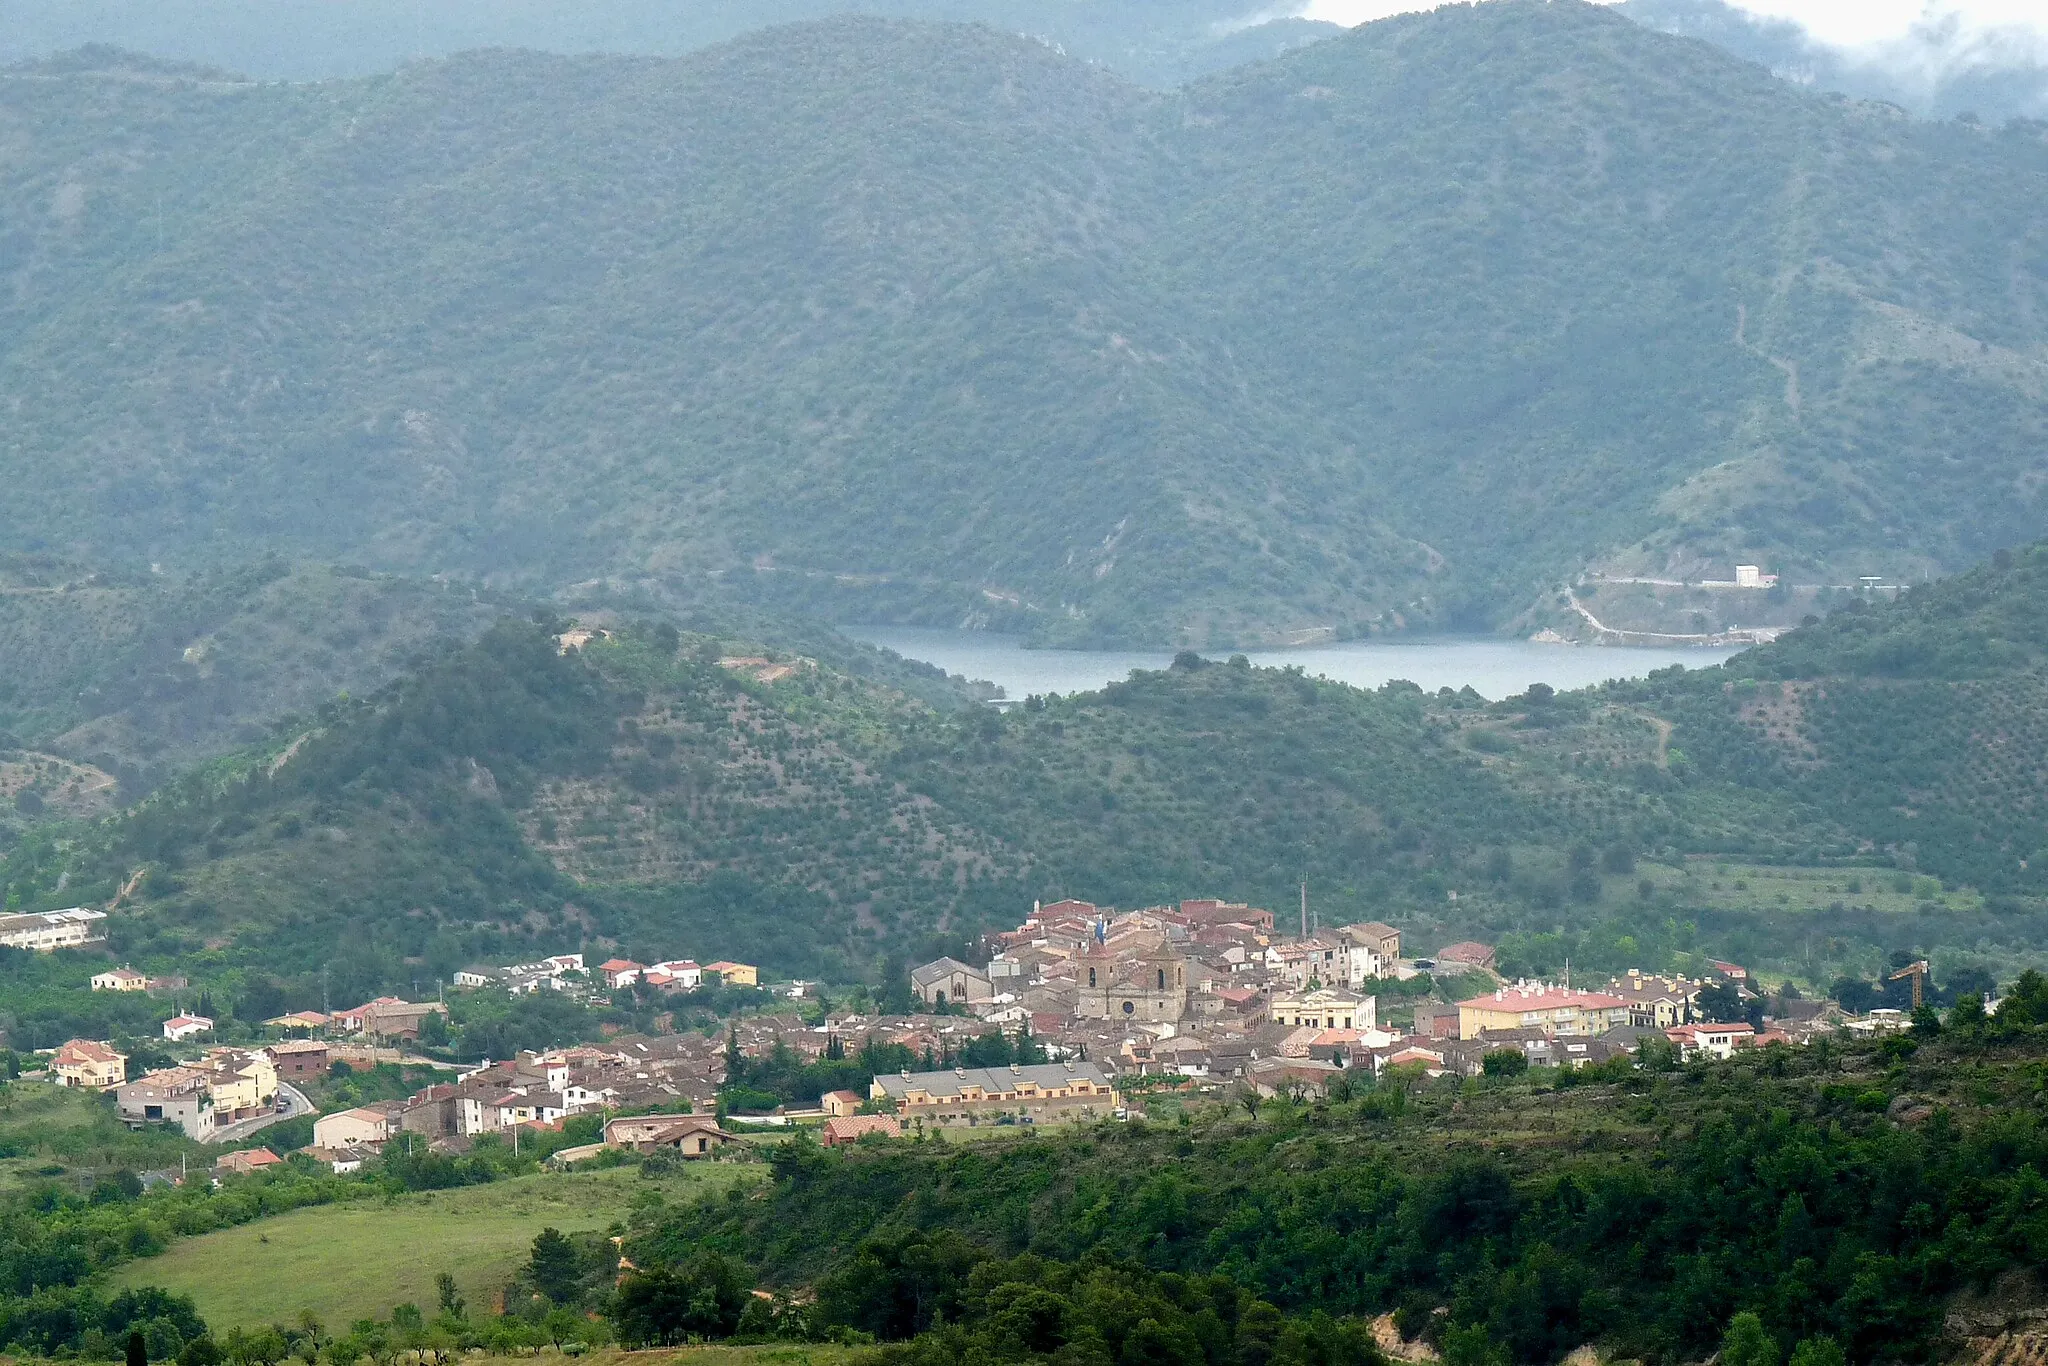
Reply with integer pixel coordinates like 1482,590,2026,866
842,628,1743,701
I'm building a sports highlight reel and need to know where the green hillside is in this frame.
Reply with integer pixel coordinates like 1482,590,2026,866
1,4,2043,645
2,549,2039,1000
1629,544,2048,899
0,557,518,789
635,1015,2048,1366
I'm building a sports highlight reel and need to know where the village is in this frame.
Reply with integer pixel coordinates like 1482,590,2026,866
20,891,1930,1186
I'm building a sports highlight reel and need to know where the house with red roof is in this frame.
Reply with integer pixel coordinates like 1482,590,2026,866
1457,984,1631,1039
822,1114,903,1147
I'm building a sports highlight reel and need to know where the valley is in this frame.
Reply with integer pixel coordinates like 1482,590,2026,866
0,5,2045,1364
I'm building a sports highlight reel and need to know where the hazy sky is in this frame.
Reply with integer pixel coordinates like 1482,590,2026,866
1300,0,2048,50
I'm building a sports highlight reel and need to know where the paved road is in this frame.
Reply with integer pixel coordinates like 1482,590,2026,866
212,1081,312,1145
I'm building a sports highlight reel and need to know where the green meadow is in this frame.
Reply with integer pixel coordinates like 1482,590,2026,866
108,1166,755,1331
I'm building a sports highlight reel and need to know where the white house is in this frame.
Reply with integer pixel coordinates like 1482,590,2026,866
163,1015,214,1041
0,908,108,952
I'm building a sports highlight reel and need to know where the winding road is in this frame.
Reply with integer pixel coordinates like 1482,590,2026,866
212,1081,312,1145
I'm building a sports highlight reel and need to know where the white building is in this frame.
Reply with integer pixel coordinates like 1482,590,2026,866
163,1015,214,1040
1,908,108,952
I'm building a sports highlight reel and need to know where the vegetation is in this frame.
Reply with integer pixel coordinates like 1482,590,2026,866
0,558,517,796
7,534,2048,997
621,1017,2048,1366
0,4,2043,646
106,1164,749,1333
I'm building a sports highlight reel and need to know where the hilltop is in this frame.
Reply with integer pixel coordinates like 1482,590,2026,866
0,4,2044,644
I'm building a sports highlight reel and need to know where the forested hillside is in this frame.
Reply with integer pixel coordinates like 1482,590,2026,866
2,3,2044,645
0,557,516,789
4,544,2044,999
633,1011,2048,1366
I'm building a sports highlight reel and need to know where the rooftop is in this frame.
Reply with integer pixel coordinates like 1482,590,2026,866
1459,986,1628,1012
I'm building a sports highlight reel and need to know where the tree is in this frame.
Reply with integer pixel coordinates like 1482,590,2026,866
1440,1323,1508,1366
1789,1338,1846,1366
178,1340,224,1366
612,1254,749,1346
1481,1049,1528,1078
525,1228,582,1306
433,1274,463,1321
418,1012,449,1049
1721,1312,1779,1366
1698,981,1747,1023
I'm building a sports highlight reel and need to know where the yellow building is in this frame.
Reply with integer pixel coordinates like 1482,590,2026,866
198,1048,278,1121
704,960,757,986
1457,986,1632,1040
51,1039,127,1089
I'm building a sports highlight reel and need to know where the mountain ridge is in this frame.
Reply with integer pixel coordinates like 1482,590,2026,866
2,3,2044,645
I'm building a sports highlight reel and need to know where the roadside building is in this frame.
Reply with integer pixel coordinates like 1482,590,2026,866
117,1069,217,1141
197,1048,278,1122
599,959,645,990
163,1014,214,1040
265,1039,329,1077
339,997,448,1040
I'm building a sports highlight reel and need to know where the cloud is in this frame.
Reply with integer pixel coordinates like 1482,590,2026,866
1294,0,2048,119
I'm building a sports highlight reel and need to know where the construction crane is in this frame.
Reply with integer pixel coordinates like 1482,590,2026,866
1889,960,1931,1009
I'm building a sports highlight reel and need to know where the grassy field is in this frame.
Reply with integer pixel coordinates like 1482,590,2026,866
109,1165,759,1331
1646,858,1979,916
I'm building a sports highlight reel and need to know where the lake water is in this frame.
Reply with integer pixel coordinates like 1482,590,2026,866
842,628,1743,702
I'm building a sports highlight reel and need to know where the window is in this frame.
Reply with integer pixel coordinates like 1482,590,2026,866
1088,968,1097,988
1157,968,1166,990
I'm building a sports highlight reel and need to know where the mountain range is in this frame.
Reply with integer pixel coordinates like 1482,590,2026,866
2,1,2045,646
8,0,2048,124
